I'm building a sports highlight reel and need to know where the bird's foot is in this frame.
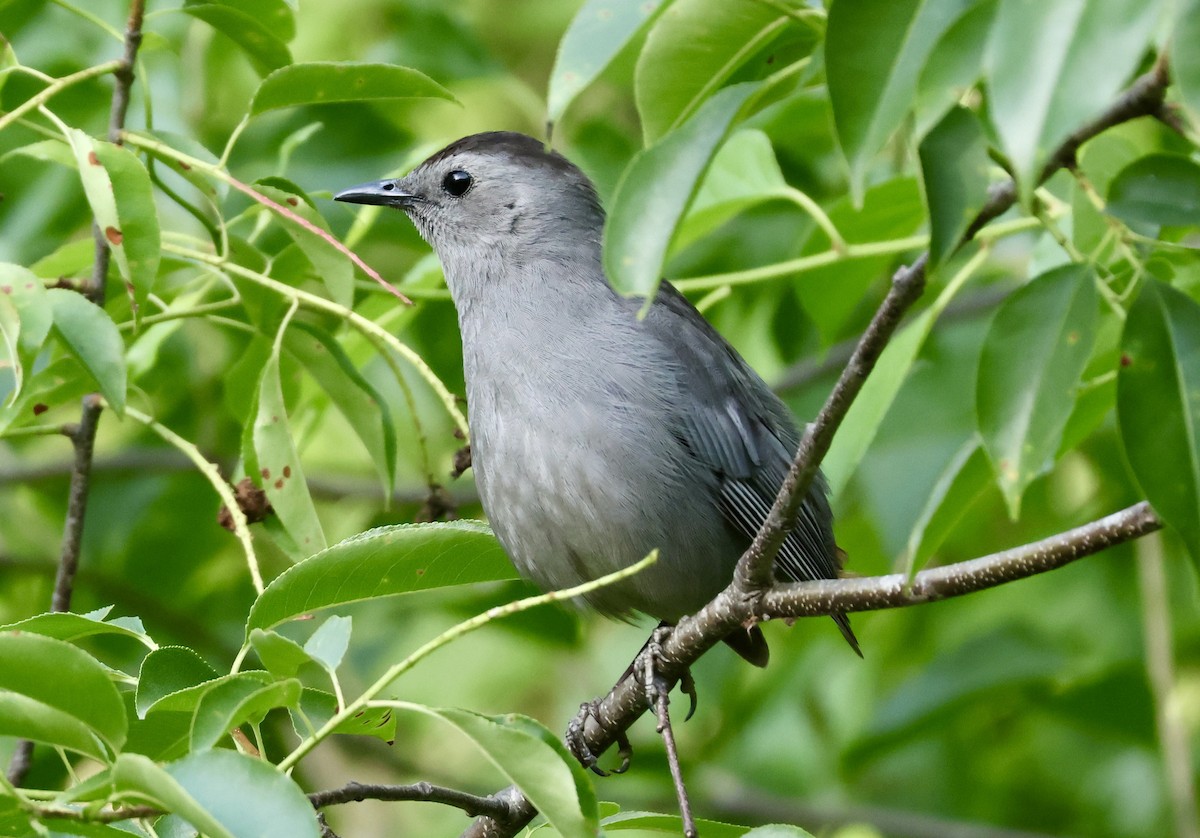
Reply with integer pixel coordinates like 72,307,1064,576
636,625,698,837
566,699,631,777
636,625,698,722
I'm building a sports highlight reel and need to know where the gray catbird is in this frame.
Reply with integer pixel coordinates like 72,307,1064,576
336,132,859,664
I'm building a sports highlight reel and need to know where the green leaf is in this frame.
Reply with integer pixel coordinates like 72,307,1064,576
253,352,327,559
136,647,219,718
292,688,396,743
249,629,313,679
977,265,1098,517
822,237,973,494
303,615,351,673
400,707,598,838
0,692,108,762
64,131,161,320
913,0,996,136
190,0,296,41
0,607,150,646
1106,153,1200,229
284,322,396,495
0,138,77,168
0,292,19,406
1175,0,1200,131
903,437,992,573
919,106,991,267
118,750,321,838
852,629,1065,760
635,0,804,144
251,179,353,308
45,288,127,415
826,0,973,202
547,0,666,125
673,129,789,252
792,176,925,344
742,826,817,837
246,520,516,634
0,632,127,755
0,263,52,362
190,675,301,751
601,811,757,836
145,672,273,717
984,0,1162,202
605,82,759,298
181,3,291,76
1118,279,1200,564
249,62,455,114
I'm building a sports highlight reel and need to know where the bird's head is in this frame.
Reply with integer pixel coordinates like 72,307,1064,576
335,132,604,281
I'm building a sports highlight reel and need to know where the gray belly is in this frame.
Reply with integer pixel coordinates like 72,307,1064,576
469,396,742,621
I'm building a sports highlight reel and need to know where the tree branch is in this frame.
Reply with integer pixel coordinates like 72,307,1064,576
459,60,1174,838
308,781,512,821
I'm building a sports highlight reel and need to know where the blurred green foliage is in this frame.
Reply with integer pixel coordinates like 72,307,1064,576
1,1,1199,836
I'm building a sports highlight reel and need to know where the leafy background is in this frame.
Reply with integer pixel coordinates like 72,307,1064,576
1,0,1198,836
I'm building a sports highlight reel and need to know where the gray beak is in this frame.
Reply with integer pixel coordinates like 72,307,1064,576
334,178,420,209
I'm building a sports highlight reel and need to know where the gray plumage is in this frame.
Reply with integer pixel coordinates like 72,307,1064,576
336,131,859,663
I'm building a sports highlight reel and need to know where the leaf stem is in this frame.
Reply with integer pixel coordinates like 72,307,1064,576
277,551,658,773
121,405,264,594
0,60,123,134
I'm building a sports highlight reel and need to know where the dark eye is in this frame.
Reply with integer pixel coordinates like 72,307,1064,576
442,170,472,197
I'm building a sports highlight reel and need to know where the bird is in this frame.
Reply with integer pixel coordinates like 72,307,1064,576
335,131,859,666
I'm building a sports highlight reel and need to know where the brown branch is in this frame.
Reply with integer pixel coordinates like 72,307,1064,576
460,61,1175,838
460,502,1162,838
308,781,512,821
5,0,145,788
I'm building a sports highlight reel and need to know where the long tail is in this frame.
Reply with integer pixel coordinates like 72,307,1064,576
833,611,863,658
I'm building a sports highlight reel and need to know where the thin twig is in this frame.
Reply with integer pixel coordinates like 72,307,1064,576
308,781,512,821
653,691,695,838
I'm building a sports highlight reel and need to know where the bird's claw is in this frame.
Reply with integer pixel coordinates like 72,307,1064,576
636,626,698,723
566,700,631,776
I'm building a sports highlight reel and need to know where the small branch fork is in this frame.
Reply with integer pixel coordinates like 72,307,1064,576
459,61,1174,838
4,0,146,788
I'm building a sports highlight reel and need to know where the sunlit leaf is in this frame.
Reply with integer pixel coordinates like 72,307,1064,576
190,675,301,751
605,82,759,298
45,288,127,415
246,520,516,634
548,0,666,124
250,62,454,114
0,607,150,646
64,131,161,319
636,0,806,143
0,632,127,755
253,353,327,559
181,2,291,76
984,0,1162,202
827,0,974,202
136,647,220,718
302,615,351,673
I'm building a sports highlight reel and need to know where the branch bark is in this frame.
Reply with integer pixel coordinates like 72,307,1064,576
459,61,1174,838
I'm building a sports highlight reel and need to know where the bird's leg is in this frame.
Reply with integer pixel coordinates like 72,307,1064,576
638,625,698,838
565,699,631,777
